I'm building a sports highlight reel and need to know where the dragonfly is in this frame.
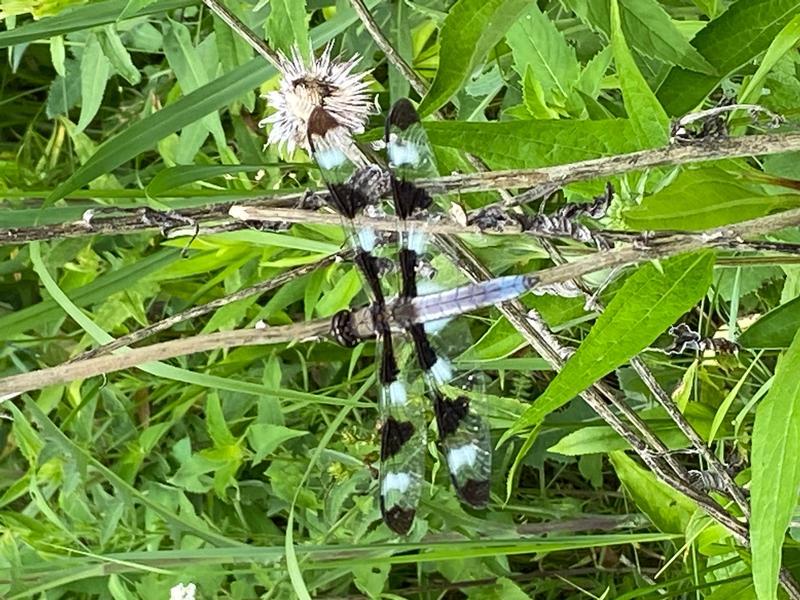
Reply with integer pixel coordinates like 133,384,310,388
307,98,536,534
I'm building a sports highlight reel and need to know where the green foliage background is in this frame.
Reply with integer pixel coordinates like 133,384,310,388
2,0,800,598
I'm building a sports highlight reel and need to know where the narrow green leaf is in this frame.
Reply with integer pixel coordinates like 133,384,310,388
609,452,697,534
506,4,581,105
709,354,761,443
509,251,715,436
387,0,412,102
267,0,310,60
118,0,159,19
751,328,800,600
50,34,65,76
576,46,612,99
418,0,530,115
657,0,800,115
8,404,44,466
76,33,110,133
206,394,236,447
147,164,275,196
97,25,141,85
739,14,800,103
740,296,800,349
46,58,270,202
550,404,718,456
163,18,226,161
425,118,641,169
624,166,800,231
0,0,193,48
610,0,669,147
522,67,560,119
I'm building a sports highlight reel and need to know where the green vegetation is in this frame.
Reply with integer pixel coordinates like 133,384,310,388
2,0,800,598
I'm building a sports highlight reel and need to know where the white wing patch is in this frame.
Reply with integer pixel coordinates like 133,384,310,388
429,357,453,386
381,471,412,494
406,229,428,254
446,444,479,473
385,380,408,406
356,227,377,252
388,142,420,167
314,147,347,170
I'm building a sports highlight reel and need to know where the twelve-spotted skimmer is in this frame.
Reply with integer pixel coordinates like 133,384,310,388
306,98,535,534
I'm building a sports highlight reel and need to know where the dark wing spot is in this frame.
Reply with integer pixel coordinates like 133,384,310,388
457,478,490,508
391,178,433,220
306,105,340,140
381,417,415,460
433,395,470,438
327,182,370,220
381,502,415,535
409,323,437,372
386,98,420,134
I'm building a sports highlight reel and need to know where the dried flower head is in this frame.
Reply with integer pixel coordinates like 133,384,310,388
260,43,373,155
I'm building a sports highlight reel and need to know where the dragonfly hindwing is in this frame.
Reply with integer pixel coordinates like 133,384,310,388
386,98,493,514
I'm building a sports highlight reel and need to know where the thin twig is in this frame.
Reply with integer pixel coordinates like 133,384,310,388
7,207,800,396
0,321,330,397
69,254,341,362
4,133,800,245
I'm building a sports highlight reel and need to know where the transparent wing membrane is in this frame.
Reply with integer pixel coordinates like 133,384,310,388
310,99,497,534
386,99,492,513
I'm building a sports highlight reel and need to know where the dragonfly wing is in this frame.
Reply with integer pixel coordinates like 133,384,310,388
378,357,428,535
386,98,492,509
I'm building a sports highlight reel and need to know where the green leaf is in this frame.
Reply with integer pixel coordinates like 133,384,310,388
45,58,270,202
119,0,159,19
206,394,236,448
740,296,800,349
609,451,697,534
521,67,560,119
509,251,715,436
387,0,412,101
624,166,800,231
739,14,800,103
506,4,581,105
50,34,65,76
0,0,192,48
566,0,714,75
657,0,800,115
8,404,44,466
418,0,530,115
97,25,141,85
549,404,717,455
750,328,800,600
146,164,274,196
576,46,612,99
609,0,669,147
425,118,641,169
76,33,111,134
247,424,308,465
46,58,81,118
267,0,310,60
